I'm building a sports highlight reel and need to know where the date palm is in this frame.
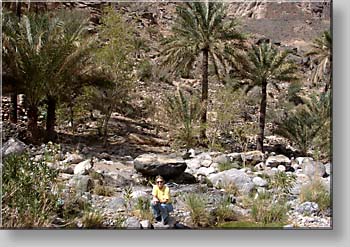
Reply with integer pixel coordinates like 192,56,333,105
2,10,94,142
306,30,332,92
161,2,245,140
233,42,298,152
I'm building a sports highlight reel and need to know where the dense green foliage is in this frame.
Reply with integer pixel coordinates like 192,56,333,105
2,153,59,227
276,92,331,158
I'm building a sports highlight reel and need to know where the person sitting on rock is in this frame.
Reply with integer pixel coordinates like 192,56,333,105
151,175,173,225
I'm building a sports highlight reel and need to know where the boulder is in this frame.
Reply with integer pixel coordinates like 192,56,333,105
208,169,255,195
69,175,94,193
324,163,331,176
301,159,326,178
2,137,26,158
185,158,201,171
266,155,291,168
153,216,176,229
252,176,268,187
213,154,230,164
140,220,152,229
241,151,264,166
172,172,197,184
196,166,216,177
277,165,286,172
74,159,94,175
134,153,187,178
123,217,141,229
64,153,84,164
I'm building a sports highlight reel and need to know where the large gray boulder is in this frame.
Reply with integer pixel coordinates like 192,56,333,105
207,168,255,195
2,137,26,158
134,153,187,178
301,158,326,178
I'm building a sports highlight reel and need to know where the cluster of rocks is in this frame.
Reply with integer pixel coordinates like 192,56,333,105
2,138,331,229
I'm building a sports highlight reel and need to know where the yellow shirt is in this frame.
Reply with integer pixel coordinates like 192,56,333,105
152,185,171,203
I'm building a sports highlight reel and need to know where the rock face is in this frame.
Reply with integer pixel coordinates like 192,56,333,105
2,137,26,158
134,153,187,178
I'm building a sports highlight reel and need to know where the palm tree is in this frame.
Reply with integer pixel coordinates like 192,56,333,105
306,30,332,92
161,2,245,140
42,10,94,141
233,42,298,152
2,12,46,141
2,10,94,142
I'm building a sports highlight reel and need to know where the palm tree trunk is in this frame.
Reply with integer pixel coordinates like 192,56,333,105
9,2,22,124
103,114,111,147
257,80,267,152
10,91,18,123
45,95,57,141
200,48,209,140
27,105,39,143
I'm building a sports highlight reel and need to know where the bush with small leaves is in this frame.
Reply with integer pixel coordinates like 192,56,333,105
2,153,60,228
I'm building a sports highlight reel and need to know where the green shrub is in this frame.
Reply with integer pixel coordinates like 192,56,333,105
58,188,91,223
138,60,153,81
217,181,241,197
213,196,237,224
2,153,59,228
218,162,240,172
268,171,296,199
251,192,289,225
123,185,133,213
164,90,202,148
182,193,210,227
93,185,114,197
133,196,153,221
209,86,258,152
81,210,104,229
299,179,330,212
276,92,331,158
